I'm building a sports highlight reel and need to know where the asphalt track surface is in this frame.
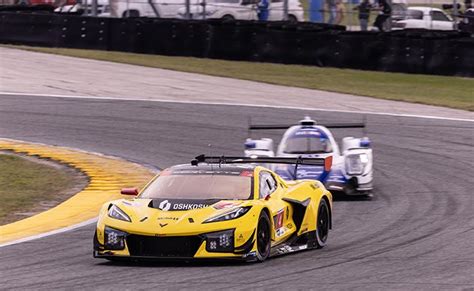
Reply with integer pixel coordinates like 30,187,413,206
0,94,473,290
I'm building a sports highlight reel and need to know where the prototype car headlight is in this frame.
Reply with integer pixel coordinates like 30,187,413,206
108,205,131,222
104,226,127,250
205,229,234,253
345,153,369,175
203,207,251,223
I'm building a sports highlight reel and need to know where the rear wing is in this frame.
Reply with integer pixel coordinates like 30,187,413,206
191,154,333,179
247,116,367,136
249,123,365,130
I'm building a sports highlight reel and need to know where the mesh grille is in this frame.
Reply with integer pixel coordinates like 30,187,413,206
126,235,203,258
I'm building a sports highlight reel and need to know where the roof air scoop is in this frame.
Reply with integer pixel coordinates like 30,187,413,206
299,116,316,127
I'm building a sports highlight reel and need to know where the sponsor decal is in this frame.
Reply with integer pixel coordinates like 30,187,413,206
277,245,293,254
274,209,286,237
157,217,178,221
158,200,171,211
294,130,321,137
237,234,245,242
273,209,284,229
153,199,219,211
159,223,168,227
287,223,293,229
172,203,209,210
276,228,287,237
243,251,257,258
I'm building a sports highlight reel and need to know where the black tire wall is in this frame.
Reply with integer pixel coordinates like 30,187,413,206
0,12,472,77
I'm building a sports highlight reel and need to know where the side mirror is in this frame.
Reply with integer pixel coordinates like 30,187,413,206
121,188,139,195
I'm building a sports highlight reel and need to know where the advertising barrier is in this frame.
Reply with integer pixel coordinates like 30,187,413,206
0,12,472,76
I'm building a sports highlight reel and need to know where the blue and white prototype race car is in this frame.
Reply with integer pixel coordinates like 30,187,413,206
244,117,373,196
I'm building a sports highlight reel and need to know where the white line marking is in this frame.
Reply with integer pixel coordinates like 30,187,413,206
0,92,472,122
0,217,98,248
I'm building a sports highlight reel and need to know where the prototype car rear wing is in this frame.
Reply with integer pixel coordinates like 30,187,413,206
247,116,366,136
191,154,333,178
249,123,365,130
248,116,364,130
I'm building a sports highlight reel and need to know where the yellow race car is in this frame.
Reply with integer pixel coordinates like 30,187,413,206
93,155,333,262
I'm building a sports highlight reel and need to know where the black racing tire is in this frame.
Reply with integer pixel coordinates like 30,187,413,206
315,198,330,249
256,211,271,262
287,15,298,23
122,10,139,18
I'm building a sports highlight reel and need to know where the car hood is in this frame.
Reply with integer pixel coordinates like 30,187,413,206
103,198,251,235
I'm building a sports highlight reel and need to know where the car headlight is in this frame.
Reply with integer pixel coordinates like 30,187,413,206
345,154,369,175
204,207,251,223
104,226,127,250
108,205,131,222
205,229,234,252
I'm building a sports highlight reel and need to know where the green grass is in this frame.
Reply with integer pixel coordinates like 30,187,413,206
0,154,77,225
11,45,474,111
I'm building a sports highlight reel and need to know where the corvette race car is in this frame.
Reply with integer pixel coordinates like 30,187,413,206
244,117,373,196
93,155,333,262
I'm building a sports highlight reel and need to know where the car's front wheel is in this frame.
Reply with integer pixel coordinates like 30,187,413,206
315,198,330,248
221,14,235,22
256,211,271,262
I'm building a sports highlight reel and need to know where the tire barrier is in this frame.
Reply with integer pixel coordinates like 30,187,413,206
0,12,472,76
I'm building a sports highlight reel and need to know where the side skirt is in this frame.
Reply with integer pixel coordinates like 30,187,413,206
269,231,317,257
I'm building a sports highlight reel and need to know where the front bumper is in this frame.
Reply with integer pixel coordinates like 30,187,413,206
94,227,257,262
326,178,373,195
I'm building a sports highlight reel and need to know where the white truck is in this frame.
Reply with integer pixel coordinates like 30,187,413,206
393,6,455,30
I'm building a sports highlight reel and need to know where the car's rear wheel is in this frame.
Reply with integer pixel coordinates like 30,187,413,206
315,198,329,248
256,211,271,262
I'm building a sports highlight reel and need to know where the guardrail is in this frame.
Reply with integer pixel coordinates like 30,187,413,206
0,12,472,76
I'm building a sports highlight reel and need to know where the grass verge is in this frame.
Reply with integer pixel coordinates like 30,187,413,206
11,45,474,111
0,153,82,225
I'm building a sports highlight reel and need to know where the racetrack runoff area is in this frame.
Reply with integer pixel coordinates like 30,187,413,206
0,47,473,121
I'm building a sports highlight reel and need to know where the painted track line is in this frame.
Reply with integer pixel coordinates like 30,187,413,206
0,217,97,248
1,92,473,123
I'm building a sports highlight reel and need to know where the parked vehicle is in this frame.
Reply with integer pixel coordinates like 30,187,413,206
393,6,455,30
267,0,304,22
176,0,258,21
55,0,110,15
176,0,303,21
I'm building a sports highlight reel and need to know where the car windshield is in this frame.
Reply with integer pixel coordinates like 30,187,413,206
406,9,423,19
140,172,253,200
283,137,332,154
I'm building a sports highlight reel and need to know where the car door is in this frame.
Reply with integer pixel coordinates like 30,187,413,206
158,0,186,17
430,10,454,30
268,0,283,21
259,170,295,243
